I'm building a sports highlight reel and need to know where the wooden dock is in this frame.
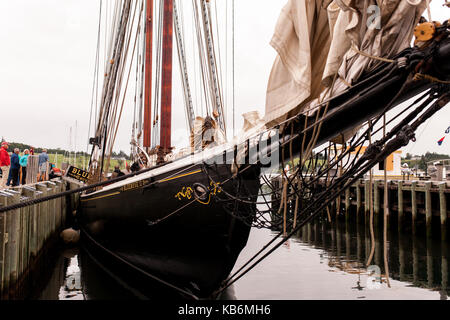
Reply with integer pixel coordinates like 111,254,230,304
0,179,69,300
270,176,450,240
331,179,449,240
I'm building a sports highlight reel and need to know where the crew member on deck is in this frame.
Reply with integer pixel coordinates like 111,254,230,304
111,165,125,179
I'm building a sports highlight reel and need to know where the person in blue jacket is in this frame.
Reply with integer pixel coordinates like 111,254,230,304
10,148,20,187
20,149,30,185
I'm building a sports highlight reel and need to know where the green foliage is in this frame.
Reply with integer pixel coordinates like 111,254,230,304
0,140,130,172
1,141,130,160
402,152,450,171
47,153,127,171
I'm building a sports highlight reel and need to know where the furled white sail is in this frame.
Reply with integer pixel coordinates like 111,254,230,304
265,0,428,126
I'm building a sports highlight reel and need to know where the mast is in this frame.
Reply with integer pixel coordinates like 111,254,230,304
173,0,195,133
200,0,226,135
158,0,173,163
143,0,153,152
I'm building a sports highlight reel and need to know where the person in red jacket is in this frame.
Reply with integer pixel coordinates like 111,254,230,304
0,142,11,189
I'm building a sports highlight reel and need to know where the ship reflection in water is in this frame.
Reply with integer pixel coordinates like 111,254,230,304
36,220,448,300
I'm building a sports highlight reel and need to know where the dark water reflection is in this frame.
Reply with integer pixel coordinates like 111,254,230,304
35,219,449,300
233,220,449,300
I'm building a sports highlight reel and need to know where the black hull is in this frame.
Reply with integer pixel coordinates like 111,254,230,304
78,162,261,299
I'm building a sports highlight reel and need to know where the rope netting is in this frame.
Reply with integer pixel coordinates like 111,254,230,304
203,80,449,294
205,85,449,232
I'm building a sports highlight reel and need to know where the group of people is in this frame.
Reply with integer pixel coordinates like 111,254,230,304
0,141,52,190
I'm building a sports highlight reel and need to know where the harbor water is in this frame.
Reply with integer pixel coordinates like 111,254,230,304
32,218,449,300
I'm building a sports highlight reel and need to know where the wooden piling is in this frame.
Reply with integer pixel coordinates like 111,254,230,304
36,184,48,256
345,187,350,222
60,182,67,228
314,221,319,245
21,187,37,261
411,181,418,236
364,180,370,224
373,180,380,227
398,233,405,281
336,221,341,258
425,182,432,238
426,238,433,287
364,226,371,262
412,237,419,285
345,224,351,261
321,222,326,249
46,182,57,236
4,190,21,298
374,230,381,267
25,156,39,185
442,241,448,297
18,190,28,296
439,182,447,241
0,193,7,297
356,223,362,261
55,181,63,230
356,182,362,222
398,181,404,232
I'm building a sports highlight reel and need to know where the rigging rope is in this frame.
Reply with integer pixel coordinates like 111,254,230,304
215,91,449,294
414,73,450,84
211,81,450,294
351,43,396,64
366,120,375,267
382,114,391,287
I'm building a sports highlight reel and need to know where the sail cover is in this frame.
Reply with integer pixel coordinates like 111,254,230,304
264,0,428,126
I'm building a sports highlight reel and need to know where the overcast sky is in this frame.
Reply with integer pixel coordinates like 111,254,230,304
0,0,448,156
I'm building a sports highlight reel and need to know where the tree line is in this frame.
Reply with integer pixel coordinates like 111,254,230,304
403,152,450,171
2,141,131,160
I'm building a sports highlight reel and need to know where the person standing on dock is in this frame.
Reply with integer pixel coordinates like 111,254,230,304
20,149,30,185
37,149,49,182
0,142,10,189
10,148,20,187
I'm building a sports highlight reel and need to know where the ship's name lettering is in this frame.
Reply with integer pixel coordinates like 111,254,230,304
120,180,147,191
68,167,90,181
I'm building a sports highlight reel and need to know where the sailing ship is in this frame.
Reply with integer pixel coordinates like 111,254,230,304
77,0,450,299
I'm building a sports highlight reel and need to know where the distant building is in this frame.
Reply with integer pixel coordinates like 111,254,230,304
330,145,403,180
427,159,450,181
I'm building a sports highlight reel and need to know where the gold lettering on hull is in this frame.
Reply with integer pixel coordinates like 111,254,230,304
120,179,149,192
